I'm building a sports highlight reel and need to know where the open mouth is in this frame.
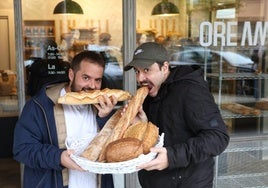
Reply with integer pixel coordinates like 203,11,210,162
141,83,153,91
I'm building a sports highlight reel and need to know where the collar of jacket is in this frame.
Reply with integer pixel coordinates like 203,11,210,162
46,83,68,104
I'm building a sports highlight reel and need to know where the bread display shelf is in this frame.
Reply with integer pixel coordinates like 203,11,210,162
66,133,164,174
255,98,268,110
219,100,268,119
221,103,261,116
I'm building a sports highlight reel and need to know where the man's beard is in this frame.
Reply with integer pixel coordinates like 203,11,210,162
70,77,92,92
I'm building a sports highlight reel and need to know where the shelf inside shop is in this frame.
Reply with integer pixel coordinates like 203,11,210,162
220,110,268,119
215,139,268,188
207,73,268,80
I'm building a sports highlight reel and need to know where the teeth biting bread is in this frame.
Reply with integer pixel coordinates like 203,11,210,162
58,88,131,105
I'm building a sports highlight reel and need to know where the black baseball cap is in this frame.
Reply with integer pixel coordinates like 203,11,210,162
124,42,168,71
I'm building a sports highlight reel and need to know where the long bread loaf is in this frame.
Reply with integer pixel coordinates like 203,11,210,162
98,87,149,162
58,88,131,105
80,108,122,161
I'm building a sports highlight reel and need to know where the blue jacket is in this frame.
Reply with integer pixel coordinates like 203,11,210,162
13,83,114,188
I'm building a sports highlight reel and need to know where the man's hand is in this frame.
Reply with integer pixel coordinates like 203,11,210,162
94,95,117,117
121,104,148,124
61,150,84,171
137,147,169,171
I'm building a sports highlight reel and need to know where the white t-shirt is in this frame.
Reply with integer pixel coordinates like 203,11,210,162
61,88,98,188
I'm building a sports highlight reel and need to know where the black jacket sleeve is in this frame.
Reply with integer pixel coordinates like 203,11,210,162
167,83,229,169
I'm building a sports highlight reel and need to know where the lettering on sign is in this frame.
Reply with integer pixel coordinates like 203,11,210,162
199,21,268,47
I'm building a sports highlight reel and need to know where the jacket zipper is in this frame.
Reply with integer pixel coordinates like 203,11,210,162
33,99,58,188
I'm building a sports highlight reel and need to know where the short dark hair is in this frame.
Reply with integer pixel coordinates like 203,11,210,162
70,51,105,72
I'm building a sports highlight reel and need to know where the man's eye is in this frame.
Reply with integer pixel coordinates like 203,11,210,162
144,68,149,73
83,76,89,81
96,79,102,83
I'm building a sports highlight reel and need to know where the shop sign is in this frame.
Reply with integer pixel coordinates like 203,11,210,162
199,21,268,47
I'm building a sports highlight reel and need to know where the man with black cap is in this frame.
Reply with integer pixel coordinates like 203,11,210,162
124,42,229,188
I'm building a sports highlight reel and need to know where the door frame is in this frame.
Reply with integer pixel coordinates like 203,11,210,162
0,10,15,70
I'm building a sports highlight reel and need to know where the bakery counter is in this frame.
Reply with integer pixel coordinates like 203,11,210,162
0,115,18,158
0,97,19,158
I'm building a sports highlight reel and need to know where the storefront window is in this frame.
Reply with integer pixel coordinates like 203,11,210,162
1,0,267,187
137,0,268,137
22,0,123,97
136,0,268,187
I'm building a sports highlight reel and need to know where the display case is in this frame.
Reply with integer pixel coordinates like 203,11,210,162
23,20,55,59
206,50,268,188
214,136,268,188
0,70,18,158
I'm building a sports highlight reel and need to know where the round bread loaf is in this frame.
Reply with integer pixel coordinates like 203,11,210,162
142,122,159,154
123,121,159,154
105,137,143,162
123,121,148,140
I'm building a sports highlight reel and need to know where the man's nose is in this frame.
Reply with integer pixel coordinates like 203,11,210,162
87,80,97,89
137,72,146,82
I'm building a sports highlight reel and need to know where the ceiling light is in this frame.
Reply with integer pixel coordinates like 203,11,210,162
152,0,179,16
53,0,83,14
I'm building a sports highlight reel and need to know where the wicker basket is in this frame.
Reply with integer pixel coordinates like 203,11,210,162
66,133,164,174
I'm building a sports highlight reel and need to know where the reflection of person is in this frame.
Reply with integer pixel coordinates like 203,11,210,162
251,45,266,98
13,51,116,188
99,32,112,46
124,42,229,188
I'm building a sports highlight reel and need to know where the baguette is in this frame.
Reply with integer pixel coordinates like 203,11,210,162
80,108,122,161
98,87,149,162
255,98,268,110
58,88,131,105
221,103,261,115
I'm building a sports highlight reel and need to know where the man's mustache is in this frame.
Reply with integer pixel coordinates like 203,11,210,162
82,88,93,92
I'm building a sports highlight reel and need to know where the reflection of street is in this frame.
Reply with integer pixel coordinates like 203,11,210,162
169,47,254,71
87,45,123,89
167,45,267,103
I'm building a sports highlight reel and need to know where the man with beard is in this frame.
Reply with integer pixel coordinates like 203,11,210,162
124,42,229,188
13,51,116,188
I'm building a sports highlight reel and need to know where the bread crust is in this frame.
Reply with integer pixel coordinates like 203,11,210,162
123,121,159,154
80,108,122,161
58,88,131,105
221,103,261,115
105,137,143,162
123,121,148,140
142,122,159,154
98,87,149,162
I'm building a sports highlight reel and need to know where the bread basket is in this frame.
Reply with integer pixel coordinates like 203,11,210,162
66,133,164,174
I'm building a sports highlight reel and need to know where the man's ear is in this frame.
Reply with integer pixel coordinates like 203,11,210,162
68,68,74,82
162,61,170,73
